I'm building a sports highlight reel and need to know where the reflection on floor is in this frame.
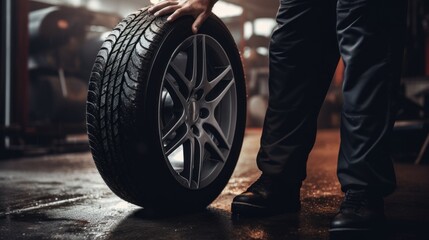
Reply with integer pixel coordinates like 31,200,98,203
0,129,428,239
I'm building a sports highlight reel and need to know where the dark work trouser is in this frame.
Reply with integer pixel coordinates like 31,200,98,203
256,0,407,196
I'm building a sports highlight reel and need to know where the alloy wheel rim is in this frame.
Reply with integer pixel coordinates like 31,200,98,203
158,34,237,189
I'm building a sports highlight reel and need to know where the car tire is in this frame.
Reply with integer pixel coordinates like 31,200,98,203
86,8,246,211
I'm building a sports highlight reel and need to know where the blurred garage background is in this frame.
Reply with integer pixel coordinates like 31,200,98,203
2,1,429,240
1,0,429,161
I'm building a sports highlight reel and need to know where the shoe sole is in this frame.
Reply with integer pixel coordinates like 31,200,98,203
231,201,300,217
329,228,371,232
231,202,268,216
329,227,385,240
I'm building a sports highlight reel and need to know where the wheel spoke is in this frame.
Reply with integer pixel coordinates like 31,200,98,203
162,111,186,141
191,36,198,87
193,35,207,90
208,80,234,108
201,35,207,86
207,65,232,92
165,74,187,107
206,117,231,150
183,136,205,189
169,61,192,92
165,130,189,156
194,136,205,188
202,130,226,162
186,137,195,188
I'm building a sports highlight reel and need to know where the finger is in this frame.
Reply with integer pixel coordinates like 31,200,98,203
153,5,182,17
148,1,179,14
192,12,209,34
166,7,190,22
149,0,178,12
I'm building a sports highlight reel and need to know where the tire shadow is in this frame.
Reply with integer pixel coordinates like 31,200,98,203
105,206,332,240
105,208,232,240
104,195,347,239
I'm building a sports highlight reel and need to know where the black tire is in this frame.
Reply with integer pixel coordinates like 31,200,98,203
86,8,246,211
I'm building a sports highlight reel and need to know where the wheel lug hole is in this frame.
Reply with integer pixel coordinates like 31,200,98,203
199,108,209,119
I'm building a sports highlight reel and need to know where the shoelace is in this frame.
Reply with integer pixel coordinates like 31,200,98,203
340,191,368,211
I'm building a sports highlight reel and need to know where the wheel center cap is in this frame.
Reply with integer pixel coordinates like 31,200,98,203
188,99,199,123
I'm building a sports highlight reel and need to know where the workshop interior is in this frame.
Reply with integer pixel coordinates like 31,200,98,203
0,0,428,162
1,0,429,239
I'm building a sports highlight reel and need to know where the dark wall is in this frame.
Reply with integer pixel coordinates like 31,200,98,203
1,0,29,148
1,0,6,128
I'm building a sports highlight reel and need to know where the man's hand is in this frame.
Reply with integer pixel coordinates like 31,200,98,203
148,0,218,34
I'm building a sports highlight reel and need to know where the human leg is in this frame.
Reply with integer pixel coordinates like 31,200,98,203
331,0,407,232
232,0,340,215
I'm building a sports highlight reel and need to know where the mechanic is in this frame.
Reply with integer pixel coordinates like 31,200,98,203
149,0,407,233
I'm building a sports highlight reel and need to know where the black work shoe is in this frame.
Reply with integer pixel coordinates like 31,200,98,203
330,190,385,233
231,175,301,216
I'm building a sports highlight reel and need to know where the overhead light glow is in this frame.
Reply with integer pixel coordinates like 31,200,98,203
57,19,69,29
212,1,243,18
253,18,277,37
87,0,102,10
244,21,252,39
256,47,269,56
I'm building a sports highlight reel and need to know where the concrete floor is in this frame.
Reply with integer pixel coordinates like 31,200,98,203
1,129,428,240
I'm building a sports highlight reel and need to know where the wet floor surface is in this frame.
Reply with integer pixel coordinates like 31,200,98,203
1,129,429,239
